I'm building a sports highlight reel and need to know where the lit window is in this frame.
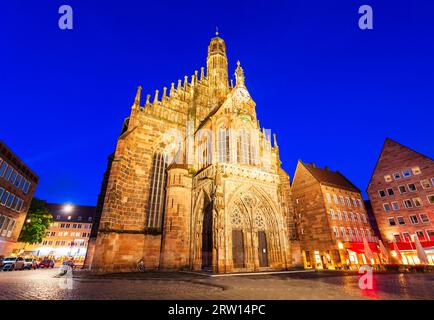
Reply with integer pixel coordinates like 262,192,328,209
384,175,392,182
404,199,413,208
333,194,338,204
393,172,401,180
402,170,411,178
411,167,421,175
402,233,411,242
393,233,401,242
352,198,357,207
409,215,419,224
330,209,336,220
391,201,399,211
419,214,429,223
383,203,391,212
420,179,431,189
378,190,386,198
416,231,425,241
412,198,423,207
397,216,405,225
407,183,417,192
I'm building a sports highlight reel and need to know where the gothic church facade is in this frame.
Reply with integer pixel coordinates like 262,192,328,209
88,34,300,272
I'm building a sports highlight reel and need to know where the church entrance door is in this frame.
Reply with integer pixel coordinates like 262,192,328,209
201,202,213,270
258,231,268,267
232,230,245,268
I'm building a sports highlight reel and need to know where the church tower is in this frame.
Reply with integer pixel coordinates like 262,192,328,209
207,31,229,104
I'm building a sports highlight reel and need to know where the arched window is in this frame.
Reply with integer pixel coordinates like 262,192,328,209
218,127,230,163
198,135,211,169
239,129,251,165
145,152,168,228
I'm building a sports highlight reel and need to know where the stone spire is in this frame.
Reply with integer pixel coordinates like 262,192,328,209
133,85,142,106
235,60,245,87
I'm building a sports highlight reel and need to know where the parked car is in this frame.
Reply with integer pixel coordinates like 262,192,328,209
62,260,75,269
2,257,26,271
38,259,54,268
24,258,38,270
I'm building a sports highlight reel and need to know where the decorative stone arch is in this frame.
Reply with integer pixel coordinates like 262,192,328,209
226,184,288,271
191,187,214,270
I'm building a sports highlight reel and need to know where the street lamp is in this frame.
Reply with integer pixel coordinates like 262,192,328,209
64,204,74,213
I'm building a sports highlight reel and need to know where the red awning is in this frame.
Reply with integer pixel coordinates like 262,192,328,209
389,241,434,251
346,242,380,254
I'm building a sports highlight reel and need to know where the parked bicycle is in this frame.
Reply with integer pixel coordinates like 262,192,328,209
137,259,145,272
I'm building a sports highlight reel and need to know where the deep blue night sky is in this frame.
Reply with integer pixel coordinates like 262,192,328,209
1,1,433,205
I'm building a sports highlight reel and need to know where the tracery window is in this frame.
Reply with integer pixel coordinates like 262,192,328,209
145,152,168,228
237,129,251,165
218,127,230,163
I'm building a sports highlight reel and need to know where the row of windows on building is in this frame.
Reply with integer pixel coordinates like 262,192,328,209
0,214,16,238
329,209,368,223
0,187,24,212
383,195,434,212
378,178,434,198
0,158,31,194
383,166,422,183
325,193,364,209
45,231,90,237
56,223,92,229
392,230,434,242
332,226,373,240
55,215,93,222
40,240,87,246
387,213,430,226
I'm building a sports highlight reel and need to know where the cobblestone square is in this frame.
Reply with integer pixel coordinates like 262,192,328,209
0,269,432,300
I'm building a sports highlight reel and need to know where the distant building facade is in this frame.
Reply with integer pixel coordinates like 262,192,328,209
0,141,38,257
291,161,380,269
15,203,95,263
367,138,434,264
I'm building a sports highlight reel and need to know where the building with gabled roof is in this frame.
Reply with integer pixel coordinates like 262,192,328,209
367,138,434,265
291,161,381,269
